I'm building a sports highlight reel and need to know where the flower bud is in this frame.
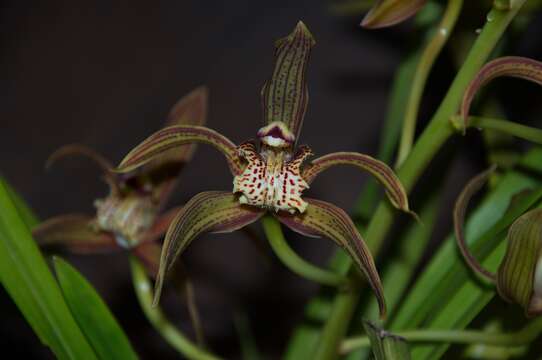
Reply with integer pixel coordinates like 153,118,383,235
497,208,542,317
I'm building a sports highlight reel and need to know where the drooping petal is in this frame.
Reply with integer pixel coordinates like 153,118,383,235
142,87,209,205
261,21,315,143
116,125,243,176
453,166,497,281
460,57,542,131
153,191,265,304
275,198,386,317
361,0,427,29
302,152,413,216
46,144,120,196
32,214,119,254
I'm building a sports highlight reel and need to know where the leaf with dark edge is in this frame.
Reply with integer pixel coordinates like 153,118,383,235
497,208,542,316
361,0,427,29
261,21,315,142
153,191,264,305
302,152,415,217
54,257,138,360
275,197,386,317
46,144,121,196
363,320,411,360
142,87,209,206
460,57,542,131
453,165,498,282
32,214,119,254
116,125,243,176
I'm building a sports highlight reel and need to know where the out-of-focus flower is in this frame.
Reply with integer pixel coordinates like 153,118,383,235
361,0,428,29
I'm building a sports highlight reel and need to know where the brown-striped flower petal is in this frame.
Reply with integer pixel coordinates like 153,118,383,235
153,191,265,305
275,197,386,317
460,57,542,131
497,208,542,317
261,21,315,143
142,87,209,205
46,144,121,196
453,166,498,282
361,0,427,29
116,125,243,176
32,214,119,254
302,152,414,216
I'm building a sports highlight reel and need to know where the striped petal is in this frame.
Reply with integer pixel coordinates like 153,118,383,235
142,86,209,205
116,125,243,176
153,191,265,304
460,57,542,131
302,152,413,216
361,0,427,29
32,214,119,254
46,144,121,196
261,21,315,143
275,198,386,317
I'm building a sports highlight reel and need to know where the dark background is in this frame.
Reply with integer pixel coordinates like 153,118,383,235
2,1,542,358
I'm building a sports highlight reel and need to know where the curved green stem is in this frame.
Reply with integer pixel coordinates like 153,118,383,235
313,3,527,359
396,0,463,167
341,317,542,354
261,216,349,287
457,116,542,145
129,257,221,360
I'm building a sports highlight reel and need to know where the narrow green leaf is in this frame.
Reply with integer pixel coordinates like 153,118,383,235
54,257,138,360
363,321,411,359
0,178,96,359
261,21,315,142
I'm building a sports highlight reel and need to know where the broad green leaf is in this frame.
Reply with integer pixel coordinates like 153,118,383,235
0,178,96,359
302,152,415,217
261,21,315,142
277,198,386,317
363,321,411,359
117,125,242,176
54,257,138,360
154,191,264,305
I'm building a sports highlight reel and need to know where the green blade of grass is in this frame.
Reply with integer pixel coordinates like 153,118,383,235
0,178,96,359
54,257,138,360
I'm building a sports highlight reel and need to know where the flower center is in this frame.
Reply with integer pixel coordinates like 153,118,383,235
233,142,312,214
94,194,157,248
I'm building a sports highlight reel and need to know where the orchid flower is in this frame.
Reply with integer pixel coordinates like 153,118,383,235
32,86,207,279
115,22,413,317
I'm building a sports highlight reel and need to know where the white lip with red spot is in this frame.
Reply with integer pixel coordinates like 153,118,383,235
257,121,295,148
233,141,312,214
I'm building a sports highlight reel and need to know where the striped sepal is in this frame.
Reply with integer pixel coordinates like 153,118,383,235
261,21,315,142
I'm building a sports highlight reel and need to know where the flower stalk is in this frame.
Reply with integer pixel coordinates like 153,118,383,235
129,257,220,360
